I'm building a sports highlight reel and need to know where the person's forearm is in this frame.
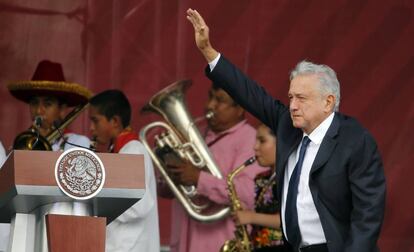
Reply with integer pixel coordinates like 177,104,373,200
201,46,219,63
197,171,231,205
250,213,281,229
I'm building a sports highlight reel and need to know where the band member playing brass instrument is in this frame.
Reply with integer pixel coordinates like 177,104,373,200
150,81,264,252
3,60,93,251
8,60,92,151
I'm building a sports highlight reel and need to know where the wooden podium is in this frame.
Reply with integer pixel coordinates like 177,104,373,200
0,150,145,252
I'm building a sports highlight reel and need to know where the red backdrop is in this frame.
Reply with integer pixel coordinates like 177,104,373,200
0,0,413,250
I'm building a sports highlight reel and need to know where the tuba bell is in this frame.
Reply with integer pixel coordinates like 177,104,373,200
139,80,230,222
13,103,89,150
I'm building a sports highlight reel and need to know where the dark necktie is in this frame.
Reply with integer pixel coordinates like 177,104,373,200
285,136,311,247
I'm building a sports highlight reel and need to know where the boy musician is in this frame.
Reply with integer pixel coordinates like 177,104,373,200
8,59,92,151
89,89,160,251
3,60,92,250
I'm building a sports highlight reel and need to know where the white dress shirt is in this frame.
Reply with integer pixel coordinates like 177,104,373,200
282,112,335,247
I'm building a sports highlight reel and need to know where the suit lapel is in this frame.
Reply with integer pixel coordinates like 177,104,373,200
310,114,340,174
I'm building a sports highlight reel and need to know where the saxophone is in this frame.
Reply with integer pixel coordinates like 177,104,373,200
221,157,256,252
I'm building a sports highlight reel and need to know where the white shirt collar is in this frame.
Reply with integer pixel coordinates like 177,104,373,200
304,112,335,145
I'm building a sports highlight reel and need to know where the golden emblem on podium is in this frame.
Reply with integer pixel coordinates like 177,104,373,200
55,148,105,200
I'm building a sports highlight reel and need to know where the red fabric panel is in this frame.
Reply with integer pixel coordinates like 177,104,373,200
0,0,413,250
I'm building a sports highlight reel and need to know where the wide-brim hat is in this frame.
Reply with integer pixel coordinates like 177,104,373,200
7,60,93,107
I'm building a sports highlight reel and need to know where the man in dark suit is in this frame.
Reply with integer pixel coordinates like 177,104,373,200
187,9,386,252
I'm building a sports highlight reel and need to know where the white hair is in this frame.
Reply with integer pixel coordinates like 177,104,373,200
290,60,341,112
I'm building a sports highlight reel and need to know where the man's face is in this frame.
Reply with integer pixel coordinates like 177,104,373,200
89,106,115,145
29,96,64,136
205,88,244,133
288,74,332,134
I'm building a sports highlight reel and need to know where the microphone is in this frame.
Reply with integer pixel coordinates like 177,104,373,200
31,116,43,149
52,120,95,151
34,116,42,128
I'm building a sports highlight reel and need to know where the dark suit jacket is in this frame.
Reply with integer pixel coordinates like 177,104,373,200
206,55,386,252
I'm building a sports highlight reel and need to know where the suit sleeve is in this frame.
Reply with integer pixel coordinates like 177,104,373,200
206,56,289,132
345,132,386,252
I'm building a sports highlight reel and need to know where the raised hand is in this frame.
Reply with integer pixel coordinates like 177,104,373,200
186,8,219,62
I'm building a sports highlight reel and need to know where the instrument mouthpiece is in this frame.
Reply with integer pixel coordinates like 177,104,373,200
206,111,214,119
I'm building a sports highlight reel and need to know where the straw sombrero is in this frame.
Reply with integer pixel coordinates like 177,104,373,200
7,60,93,107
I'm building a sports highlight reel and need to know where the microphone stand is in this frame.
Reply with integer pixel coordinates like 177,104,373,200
31,116,43,149
52,121,95,151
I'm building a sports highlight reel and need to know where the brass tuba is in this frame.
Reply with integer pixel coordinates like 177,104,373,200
13,103,89,150
139,80,230,222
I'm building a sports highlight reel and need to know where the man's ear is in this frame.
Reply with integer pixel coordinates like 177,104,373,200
325,94,335,112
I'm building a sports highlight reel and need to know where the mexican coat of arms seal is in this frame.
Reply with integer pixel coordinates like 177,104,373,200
55,148,105,200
